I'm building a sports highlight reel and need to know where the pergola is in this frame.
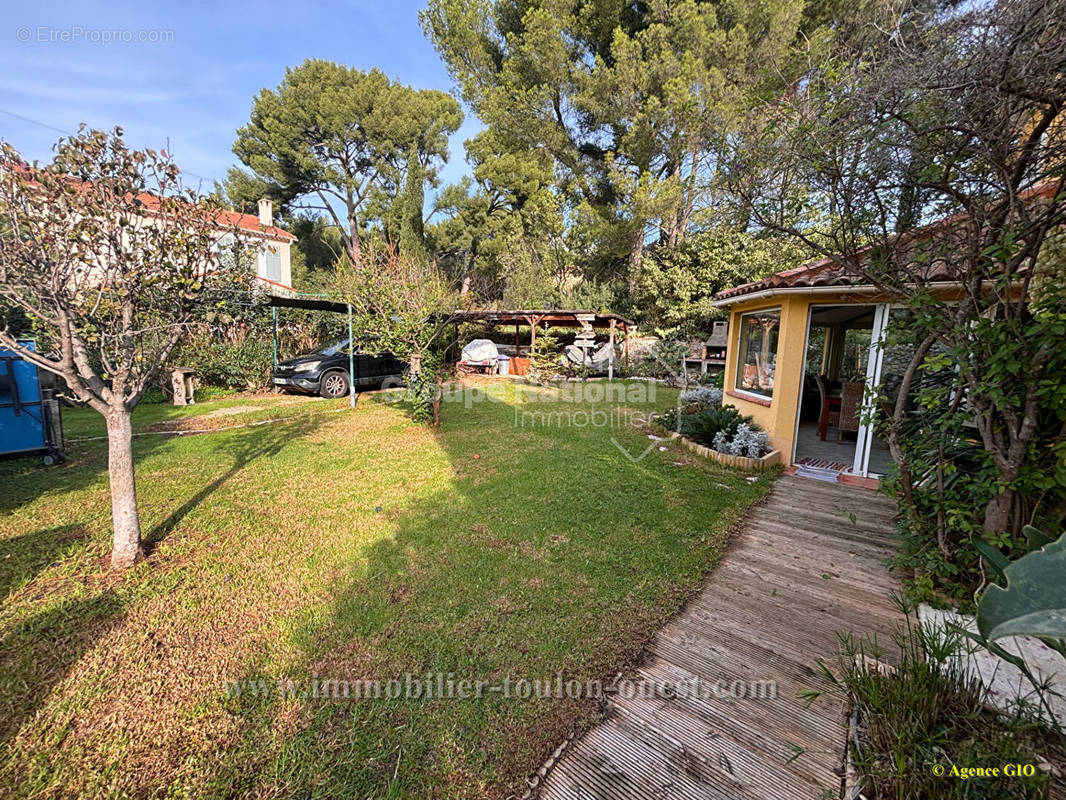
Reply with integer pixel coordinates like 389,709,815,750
264,298,637,400
443,309,636,378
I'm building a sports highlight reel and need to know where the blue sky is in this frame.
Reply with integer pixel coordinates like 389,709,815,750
1,1,482,199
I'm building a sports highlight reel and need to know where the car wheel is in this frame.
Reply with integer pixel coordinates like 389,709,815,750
319,370,350,399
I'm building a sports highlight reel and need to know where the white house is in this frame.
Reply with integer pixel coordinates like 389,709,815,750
11,162,299,297
159,196,296,295
222,198,296,295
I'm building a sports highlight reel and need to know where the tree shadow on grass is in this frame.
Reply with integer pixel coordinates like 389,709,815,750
208,381,764,798
0,589,124,750
0,407,337,789
0,430,173,516
143,415,330,553
0,524,88,603
0,399,329,518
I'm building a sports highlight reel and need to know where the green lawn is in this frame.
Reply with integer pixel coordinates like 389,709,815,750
0,379,771,799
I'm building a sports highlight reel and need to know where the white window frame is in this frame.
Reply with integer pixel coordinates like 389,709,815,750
732,307,782,402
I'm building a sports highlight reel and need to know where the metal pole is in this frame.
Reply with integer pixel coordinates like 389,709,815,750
271,306,278,368
608,318,615,381
347,303,356,408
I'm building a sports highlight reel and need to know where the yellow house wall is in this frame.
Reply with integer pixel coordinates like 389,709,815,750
720,284,982,466
721,292,874,466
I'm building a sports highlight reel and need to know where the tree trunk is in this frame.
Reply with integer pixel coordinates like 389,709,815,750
106,410,144,569
983,488,1015,535
627,222,645,294
346,208,362,266
347,235,361,266
884,333,938,528
431,393,442,427
460,251,473,297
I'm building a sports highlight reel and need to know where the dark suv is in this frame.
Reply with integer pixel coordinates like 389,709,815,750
271,339,406,398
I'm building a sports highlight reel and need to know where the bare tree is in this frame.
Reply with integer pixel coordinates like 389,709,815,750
731,0,1066,537
0,128,252,568
331,243,461,425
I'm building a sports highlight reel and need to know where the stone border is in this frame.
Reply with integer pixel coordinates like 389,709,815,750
844,703,868,800
521,731,577,799
667,431,781,470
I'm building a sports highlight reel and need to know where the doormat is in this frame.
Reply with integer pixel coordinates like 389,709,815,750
794,464,842,482
795,456,852,472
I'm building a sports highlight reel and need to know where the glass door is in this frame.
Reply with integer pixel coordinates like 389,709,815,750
853,304,892,476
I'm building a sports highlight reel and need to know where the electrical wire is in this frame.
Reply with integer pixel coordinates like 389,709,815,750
0,107,216,185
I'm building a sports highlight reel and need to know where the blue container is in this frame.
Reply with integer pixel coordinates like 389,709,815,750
0,341,63,462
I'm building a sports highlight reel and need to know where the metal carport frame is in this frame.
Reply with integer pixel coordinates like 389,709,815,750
265,294,358,408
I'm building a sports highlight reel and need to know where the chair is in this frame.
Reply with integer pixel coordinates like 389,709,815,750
838,381,865,441
815,374,840,441
743,363,759,389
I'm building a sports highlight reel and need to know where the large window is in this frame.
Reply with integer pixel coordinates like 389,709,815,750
735,309,780,398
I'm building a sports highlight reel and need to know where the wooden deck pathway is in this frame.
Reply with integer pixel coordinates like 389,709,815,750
537,475,901,800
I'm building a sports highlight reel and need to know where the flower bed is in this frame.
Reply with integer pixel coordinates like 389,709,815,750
668,431,782,470
658,389,774,462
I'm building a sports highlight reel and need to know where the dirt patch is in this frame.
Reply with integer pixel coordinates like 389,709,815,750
146,415,253,433
203,406,266,418
144,402,319,433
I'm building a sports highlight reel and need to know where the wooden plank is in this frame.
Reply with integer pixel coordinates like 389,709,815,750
631,658,841,777
712,557,902,625
548,722,742,800
724,535,899,594
744,516,899,552
754,485,896,510
609,686,836,797
686,572,901,647
536,475,901,800
639,640,843,749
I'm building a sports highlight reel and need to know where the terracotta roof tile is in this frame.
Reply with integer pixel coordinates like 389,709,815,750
715,181,1060,303
134,193,296,241
5,164,296,242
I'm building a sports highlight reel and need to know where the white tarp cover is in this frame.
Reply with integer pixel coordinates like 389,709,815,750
461,339,499,364
565,341,616,373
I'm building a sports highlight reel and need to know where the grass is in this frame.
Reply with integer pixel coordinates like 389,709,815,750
0,379,771,798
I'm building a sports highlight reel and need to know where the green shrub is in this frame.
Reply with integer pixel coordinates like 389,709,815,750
407,350,447,425
875,286,1066,608
811,602,1064,799
526,330,567,384
195,385,240,402
633,228,809,337
174,335,273,392
659,404,759,449
695,370,724,388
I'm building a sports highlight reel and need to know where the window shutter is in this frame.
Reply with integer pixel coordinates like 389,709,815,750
265,245,282,281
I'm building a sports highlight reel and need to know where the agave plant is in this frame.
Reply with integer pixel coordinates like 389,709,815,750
975,527,1066,649
961,527,1066,728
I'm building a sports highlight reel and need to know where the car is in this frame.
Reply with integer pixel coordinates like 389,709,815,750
271,339,406,398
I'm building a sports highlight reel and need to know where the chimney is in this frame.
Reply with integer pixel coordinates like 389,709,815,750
258,197,273,227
